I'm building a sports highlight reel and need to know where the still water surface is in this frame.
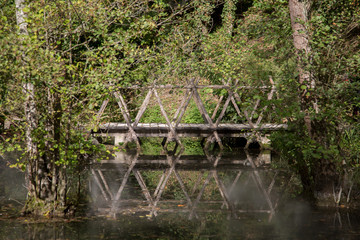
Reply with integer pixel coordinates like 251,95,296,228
1,150,360,240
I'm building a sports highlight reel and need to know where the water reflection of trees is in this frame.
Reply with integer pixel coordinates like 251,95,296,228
90,150,280,221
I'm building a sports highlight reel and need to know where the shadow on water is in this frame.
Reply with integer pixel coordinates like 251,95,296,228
1,150,360,239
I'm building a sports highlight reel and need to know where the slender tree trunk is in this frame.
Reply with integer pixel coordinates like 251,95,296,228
15,0,38,198
15,0,28,36
222,0,238,37
288,0,319,111
288,0,318,113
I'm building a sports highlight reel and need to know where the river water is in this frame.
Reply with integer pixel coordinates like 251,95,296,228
1,149,360,239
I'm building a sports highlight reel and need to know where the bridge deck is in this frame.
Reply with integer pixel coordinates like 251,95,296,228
95,122,287,138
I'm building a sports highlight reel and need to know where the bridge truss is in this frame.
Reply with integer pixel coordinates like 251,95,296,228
93,78,287,150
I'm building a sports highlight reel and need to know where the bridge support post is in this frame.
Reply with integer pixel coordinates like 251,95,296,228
259,135,271,149
114,134,126,145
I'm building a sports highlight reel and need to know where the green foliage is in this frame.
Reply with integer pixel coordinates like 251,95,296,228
340,123,360,167
141,106,166,123
181,101,204,124
239,0,360,198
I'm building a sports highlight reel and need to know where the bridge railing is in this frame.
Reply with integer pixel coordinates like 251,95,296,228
93,77,286,150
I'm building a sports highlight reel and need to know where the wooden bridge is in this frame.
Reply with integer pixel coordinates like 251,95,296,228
92,78,287,150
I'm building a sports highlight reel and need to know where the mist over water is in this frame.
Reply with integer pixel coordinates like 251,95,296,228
0,153,27,216
1,150,360,239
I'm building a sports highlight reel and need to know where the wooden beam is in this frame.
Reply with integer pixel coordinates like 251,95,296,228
133,89,153,127
113,91,140,149
112,85,273,90
256,76,277,126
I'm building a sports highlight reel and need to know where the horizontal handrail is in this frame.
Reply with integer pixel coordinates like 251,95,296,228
112,84,275,90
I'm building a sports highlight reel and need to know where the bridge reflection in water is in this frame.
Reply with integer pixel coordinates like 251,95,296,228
89,150,281,221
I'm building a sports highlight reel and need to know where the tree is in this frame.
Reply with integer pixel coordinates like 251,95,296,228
4,0,108,215
287,0,360,202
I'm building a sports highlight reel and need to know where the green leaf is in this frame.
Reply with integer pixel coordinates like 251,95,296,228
23,7,30,13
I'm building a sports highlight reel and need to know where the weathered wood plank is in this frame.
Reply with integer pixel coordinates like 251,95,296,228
113,91,141,149
112,85,273,90
256,76,276,126
95,123,287,137
96,99,109,122
91,169,110,201
215,92,233,126
211,95,224,121
172,87,191,124
133,89,153,127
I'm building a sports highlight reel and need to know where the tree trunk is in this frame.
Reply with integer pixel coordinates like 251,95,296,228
15,0,38,198
222,0,238,37
288,0,315,107
289,0,337,204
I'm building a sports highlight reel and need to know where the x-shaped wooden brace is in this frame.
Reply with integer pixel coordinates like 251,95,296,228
92,165,159,207
173,78,224,150
188,168,238,220
203,78,239,148
111,152,139,212
147,150,201,218
153,88,184,153
244,150,276,221
232,77,277,128
184,151,237,219
100,150,195,218
96,90,141,150
215,152,278,221
124,82,184,152
91,152,140,216
91,153,156,215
